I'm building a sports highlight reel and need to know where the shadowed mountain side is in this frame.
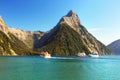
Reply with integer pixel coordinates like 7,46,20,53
108,39,120,55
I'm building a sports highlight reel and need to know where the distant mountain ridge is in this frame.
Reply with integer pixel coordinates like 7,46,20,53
108,39,120,55
0,10,112,56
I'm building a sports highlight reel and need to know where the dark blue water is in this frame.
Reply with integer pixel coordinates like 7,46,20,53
0,56,120,80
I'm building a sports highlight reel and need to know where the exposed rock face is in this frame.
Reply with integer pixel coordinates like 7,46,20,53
60,10,81,33
0,16,8,34
0,17,16,55
36,10,112,56
108,39,120,55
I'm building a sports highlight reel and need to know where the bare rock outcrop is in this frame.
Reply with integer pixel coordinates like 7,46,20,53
0,16,8,34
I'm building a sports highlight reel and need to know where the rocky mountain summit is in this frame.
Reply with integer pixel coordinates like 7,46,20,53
0,10,112,56
60,10,81,33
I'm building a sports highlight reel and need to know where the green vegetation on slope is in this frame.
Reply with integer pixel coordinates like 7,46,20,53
8,33,34,55
79,26,112,55
0,31,13,55
0,31,36,55
37,23,90,56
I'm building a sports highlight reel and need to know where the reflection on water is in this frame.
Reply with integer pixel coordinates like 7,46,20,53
0,56,120,80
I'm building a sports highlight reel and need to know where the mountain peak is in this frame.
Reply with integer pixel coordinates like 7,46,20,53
66,10,76,17
58,10,81,33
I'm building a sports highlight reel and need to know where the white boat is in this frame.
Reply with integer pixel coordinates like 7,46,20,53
44,53,51,58
77,52,86,57
41,51,51,58
89,52,99,57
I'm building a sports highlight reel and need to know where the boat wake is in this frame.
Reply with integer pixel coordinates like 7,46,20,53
50,57,76,60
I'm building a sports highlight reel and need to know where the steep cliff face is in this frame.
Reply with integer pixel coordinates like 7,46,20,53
0,16,45,49
0,16,8,34
0,17,42,55
107,39,120,55
0,17,15,55
36,10,111,56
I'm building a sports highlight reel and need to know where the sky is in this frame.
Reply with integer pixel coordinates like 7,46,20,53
0,0,120,45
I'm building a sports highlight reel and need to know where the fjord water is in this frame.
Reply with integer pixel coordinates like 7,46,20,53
0,56,120,80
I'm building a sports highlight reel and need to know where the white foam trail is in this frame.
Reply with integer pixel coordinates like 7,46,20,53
50,57,75,59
